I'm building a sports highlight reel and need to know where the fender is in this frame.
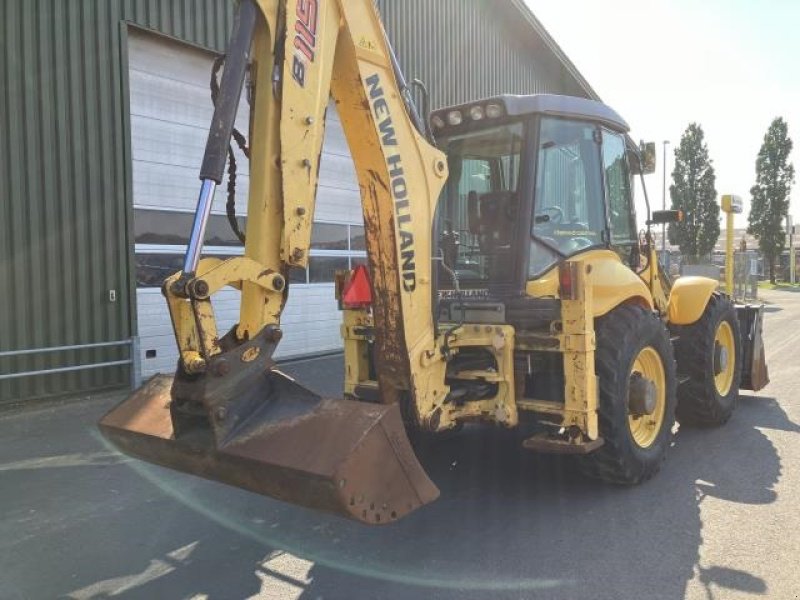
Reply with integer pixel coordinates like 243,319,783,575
667,276,718,325
526,250,653,317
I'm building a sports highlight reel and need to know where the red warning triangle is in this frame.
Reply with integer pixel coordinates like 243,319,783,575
342,265,373,308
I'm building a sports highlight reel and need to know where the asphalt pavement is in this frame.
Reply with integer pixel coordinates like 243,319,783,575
1,289,799,600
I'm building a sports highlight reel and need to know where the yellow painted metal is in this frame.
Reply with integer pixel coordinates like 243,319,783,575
341,308,372,397
639,245,670,315
196,256,285,296
159,0,460,408
239,3,289,339
720,195,742,297
526,268,559,298
329,0,455,428
559,261,599,440
628,346,666,449
667,276,717,325
162,272,204,371
440,325,518,427
277,0,341,268
526,250,653,317
585,252,653,317
714,320,736,396
726,210,734,295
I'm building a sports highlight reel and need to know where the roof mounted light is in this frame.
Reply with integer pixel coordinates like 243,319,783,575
447,110,463,126
469,105,484,121
485,103,504,118
431,115,445,129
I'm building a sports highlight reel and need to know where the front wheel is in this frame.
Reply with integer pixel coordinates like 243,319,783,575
579,305,677,484
670,294,742,427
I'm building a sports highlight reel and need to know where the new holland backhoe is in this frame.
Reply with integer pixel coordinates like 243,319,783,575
100,0,769,524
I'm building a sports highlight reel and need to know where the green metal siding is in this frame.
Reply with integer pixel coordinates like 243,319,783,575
0,0,233,402
0,0,587,403
376,0,588,109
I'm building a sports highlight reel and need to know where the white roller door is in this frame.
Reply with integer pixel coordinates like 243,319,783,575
128,29,364,378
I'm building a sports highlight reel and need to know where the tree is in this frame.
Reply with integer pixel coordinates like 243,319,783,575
668,124,720,261
748,117,795,283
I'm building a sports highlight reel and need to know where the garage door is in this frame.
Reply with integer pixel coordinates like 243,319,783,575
128,29,365,378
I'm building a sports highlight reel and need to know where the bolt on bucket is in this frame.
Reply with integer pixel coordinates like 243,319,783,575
99,331,438,524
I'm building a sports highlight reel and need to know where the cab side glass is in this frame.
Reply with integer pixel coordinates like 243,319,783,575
530,117,605,276
602,130,636,245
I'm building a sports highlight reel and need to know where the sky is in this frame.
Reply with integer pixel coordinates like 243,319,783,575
525,0,800,229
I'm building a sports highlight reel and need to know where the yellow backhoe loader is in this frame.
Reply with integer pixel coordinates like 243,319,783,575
100,0,769,524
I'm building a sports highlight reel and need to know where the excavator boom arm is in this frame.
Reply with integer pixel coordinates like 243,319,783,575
172,0,450,416
99,0,452,524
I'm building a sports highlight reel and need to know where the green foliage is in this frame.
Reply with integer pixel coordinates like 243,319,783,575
747,117,795,283
668,124,720,260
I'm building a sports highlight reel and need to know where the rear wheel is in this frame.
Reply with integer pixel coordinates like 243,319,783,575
670,294,742,427
579,305,677,484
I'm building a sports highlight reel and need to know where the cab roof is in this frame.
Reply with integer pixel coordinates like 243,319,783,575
434,93,629,133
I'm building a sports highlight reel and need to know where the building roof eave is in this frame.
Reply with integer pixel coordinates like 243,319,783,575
507,0,602,102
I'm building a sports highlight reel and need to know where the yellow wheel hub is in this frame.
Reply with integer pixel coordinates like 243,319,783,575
713,321,736,396
628,347,666,448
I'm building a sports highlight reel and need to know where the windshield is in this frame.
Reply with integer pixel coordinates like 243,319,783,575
530,117,607,276
436,122,524,285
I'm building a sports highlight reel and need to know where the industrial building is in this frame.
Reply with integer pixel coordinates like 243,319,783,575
0,0,598,402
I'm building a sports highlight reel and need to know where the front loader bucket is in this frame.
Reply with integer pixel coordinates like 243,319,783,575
100,371,439,524
736,304,769,391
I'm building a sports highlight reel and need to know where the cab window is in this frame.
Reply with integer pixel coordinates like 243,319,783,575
530,118,605,276
602,130,635,245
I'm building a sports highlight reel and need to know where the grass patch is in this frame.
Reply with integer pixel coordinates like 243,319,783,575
758,281,800,290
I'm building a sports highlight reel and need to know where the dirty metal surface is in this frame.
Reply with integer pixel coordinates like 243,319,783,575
737,305,770,392
99,370,439,525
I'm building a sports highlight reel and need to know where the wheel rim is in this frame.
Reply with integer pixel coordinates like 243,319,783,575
713,321,736,396
628,347,666,449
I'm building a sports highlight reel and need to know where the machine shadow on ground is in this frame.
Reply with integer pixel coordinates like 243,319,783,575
291,394,793,600
36,392,792,600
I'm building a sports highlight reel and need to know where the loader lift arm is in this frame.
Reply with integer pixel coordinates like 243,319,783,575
101,0,456,524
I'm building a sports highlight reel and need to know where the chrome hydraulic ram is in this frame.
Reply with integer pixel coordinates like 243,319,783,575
182,0,257,276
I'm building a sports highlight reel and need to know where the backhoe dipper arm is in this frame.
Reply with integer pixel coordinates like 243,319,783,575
166,0,451,425
100,0,449,525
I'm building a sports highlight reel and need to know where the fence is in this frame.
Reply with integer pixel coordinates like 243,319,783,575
662,251,760,303
0,338,141,391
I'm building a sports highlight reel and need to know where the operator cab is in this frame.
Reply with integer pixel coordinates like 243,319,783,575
431,94,640,302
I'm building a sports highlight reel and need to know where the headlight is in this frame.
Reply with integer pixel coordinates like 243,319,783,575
447,110,463,126
469,105,484,121
431,115,445,129
485,103,504,118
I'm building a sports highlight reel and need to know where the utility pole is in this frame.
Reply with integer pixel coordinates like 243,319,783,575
788,215,795,285
661,140,670,256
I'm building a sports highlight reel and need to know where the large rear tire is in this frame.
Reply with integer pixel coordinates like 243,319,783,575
670,294,742,427
579,305,677,484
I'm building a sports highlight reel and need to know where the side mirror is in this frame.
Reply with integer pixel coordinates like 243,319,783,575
648,209,683,225
639,141,656,175
468,190,480,234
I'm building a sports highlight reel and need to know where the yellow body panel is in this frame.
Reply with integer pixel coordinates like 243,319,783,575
526,249,653,317
667,276,717,325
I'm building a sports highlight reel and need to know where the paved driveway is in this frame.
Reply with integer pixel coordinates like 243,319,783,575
1,289,799,599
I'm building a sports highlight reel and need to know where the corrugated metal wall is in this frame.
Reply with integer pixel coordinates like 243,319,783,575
0,0,587,403
0,0,234,402
376,0,582,108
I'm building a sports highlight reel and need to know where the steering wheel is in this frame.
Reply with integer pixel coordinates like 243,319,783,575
534,206,563,226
